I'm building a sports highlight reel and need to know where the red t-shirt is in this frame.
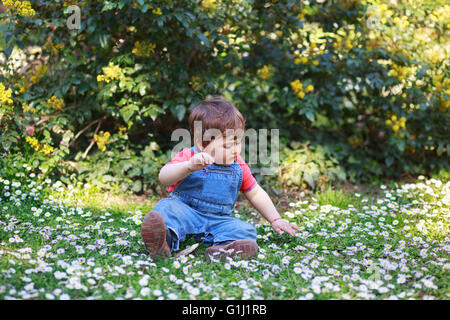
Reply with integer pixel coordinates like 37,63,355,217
166,147,257,193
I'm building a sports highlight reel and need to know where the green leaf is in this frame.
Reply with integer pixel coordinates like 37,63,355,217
132,180,142,192
120,104,139,122
305,110,315,122
303,171,318,189
101,175,114,183
102,2,117,11
172,104,186,121
197,33,210,46
118,0,126,10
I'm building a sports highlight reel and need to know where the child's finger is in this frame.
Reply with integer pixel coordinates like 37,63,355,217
204,153,214,164
281,222,298,237
192,154,201,165
274,225,282,235
284,225,296,236
204,153,214,165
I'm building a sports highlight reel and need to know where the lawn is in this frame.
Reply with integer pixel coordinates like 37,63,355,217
0,168,449,300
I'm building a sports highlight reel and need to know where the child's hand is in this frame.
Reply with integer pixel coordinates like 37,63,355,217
188,152,215,172
271,218,301,237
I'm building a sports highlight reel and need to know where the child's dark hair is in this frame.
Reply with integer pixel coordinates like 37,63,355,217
189,95,245,148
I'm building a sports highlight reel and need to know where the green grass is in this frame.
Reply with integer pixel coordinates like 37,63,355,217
0,172,449,300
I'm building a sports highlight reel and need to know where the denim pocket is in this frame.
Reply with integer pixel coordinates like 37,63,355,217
201,169,235,204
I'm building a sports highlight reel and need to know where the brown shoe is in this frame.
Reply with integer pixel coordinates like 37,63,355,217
141,210,170,259
205,239,259,261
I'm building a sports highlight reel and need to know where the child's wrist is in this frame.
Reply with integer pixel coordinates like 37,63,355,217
186,161,194,173
270,217,282,224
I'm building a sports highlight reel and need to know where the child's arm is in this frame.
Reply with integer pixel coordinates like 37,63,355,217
244,184,301,236
159,152,215,186
158,161,193,186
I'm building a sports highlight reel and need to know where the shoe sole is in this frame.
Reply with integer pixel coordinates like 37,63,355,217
141,210,170,259
205,239,259,261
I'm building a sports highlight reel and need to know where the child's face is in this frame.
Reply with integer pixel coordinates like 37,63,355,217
199,132,243,166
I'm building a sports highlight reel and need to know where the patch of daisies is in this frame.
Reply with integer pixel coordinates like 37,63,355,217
0,168,449,300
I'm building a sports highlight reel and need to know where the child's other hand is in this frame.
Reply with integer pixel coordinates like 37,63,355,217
271,219,301,237
188,152,215,172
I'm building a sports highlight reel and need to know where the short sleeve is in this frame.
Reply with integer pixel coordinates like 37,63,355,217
236,156,257,193
167,148,194,165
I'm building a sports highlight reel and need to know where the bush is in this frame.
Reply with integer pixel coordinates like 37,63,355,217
278,140,347,192
0,0,448,193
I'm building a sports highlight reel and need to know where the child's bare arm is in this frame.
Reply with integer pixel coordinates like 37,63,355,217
159,152,215,186
244,184,301,236
158,161,193,186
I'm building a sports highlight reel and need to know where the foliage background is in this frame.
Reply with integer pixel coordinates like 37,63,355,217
0,0,448,195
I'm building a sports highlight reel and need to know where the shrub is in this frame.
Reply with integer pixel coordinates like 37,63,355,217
0,0,448,192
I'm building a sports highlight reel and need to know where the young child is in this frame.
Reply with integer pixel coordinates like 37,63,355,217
141,95,300,261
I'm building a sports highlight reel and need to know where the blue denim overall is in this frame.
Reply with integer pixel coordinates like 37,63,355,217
152,145,257,252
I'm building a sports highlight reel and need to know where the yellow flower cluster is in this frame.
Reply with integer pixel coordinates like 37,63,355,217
26,136,54,155
293,51,320,66
118,126,127,135
16,75,30,94
433,74,450,95
385,115,406,137
94,131,111,152
297,8,307,21
152,7,162,15
63,0,79,7
47,96,65,111
366,3,393,25
14,66,48,93
429,5,450,24
22,102,36,114
202,0,218,11
3,0,36,17
45,39,63,55
257,65,275,80
97,62,125,83
293,54,309,65
290,79,314,99
0,83,13,106
393,16,409,29
132,41,156,57
333,35,355,52
40,144,54,155
424,45,446,64
433,74,450,111
131,1,162,14
388,63,415,82
29,65,49,84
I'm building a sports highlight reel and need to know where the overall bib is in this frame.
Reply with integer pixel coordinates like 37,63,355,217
151,146,257,251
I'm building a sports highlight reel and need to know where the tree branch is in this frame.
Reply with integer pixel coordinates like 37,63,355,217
81,119,103,160
69,115,108,148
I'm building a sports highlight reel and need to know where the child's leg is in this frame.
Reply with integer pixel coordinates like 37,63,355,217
206,215,257,245
147,196,208,252
203,215,258,261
